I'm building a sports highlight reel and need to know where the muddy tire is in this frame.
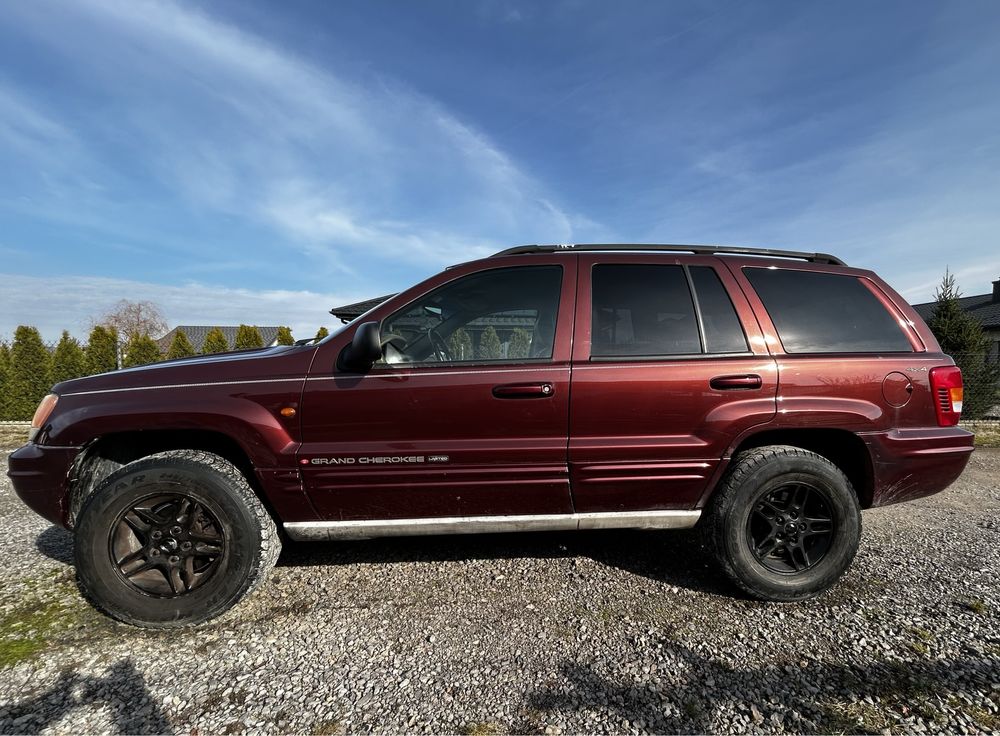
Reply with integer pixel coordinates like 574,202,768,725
74,450,280,627
703,445,861,601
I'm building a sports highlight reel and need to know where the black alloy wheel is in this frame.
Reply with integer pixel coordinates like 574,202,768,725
746,482,835,574
110,494,226,597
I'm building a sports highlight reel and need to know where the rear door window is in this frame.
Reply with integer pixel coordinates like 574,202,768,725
591,264,701,356
745,268,911,353
690,266,749,353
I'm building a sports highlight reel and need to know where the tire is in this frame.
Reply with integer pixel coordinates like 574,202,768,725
703,445,861,601
74,450,280,628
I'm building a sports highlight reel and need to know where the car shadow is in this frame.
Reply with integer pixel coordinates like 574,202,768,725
520,642,999,733
34,523,734,597
35,525,74,565
277,527,736,597
0,659,170,735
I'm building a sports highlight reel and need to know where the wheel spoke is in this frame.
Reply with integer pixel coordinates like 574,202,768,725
116,548,146,568
124,560,157,578
790,484,809,509
194,541,222,556
167,566,186,595
175,497,192,524
122,511,151,538
754,535,780,557
131,506,163,526
788,543,810,571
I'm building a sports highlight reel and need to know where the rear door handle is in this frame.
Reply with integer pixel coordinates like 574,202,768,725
492,382,555,399
710,374,762,390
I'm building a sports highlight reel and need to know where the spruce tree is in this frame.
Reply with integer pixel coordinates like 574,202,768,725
0,342,10,419
927,270,1000,418
448,328,473,361
202,328,229,354
166,329,196,359
8,326,52,420
477,326,502,360
234,324,264,350
122,333,163,368
276,326,294,345
51,331,88,384
86,325,119,375
508,328,532,359
315,326,330,342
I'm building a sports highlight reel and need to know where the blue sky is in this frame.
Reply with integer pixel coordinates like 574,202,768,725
1,0,999,341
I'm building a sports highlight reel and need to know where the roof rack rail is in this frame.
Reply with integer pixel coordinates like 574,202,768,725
492,243,846,266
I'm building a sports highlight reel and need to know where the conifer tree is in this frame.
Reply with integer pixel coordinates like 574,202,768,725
202,328,229,354
448,328,473,361
122,333,163,368
86,325,119,375
8,326,52,420
508,328,532,359
477,326,502,360
315,326,330,342
276,326,294,345
166,329,196,359
234,324,264,350
51,331,88,384
927,270,1000,418
0,342,10,419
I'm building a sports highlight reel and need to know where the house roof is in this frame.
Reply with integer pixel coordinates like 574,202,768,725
912,293,1000,330
156,325,283,353
329,295,396,323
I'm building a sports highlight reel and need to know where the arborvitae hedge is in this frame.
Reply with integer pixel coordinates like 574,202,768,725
0,342,10,419
8,326,52,420
234,324,264,349
166,329,196,360
314,326,329,342
86,325,118,375
276,326,294,345
122,333,163,368
51,331,88,385
202,328,229,354
448,328,473,361
477,326,502,360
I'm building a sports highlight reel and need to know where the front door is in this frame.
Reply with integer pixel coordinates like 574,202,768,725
299,260,577,521
569,254,777,512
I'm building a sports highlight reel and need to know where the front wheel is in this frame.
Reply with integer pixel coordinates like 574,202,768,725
74,450,280,627
703,445,861,601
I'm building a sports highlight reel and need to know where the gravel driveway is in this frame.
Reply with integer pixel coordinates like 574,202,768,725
0,448,997,735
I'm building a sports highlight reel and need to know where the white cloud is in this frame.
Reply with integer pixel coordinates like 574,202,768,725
0,273,356,344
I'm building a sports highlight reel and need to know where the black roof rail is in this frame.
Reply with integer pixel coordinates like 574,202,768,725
492,243,846,266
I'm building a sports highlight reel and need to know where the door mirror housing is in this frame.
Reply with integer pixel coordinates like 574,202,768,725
338,321,382,372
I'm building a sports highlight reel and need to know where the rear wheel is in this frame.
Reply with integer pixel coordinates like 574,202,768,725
74,450,280,627
704,445,861,601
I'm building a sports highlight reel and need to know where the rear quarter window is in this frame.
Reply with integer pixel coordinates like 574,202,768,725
745,268,911,353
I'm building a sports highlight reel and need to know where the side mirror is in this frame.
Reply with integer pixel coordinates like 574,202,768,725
338,321,382,372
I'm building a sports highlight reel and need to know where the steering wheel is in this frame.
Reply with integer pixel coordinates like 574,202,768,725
427,328,452,362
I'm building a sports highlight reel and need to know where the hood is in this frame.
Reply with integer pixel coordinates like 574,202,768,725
53,344,318,396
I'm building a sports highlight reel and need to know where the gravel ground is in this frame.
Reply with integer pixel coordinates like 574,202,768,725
0,448,997,735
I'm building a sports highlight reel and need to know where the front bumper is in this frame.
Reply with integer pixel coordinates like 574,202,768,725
863,426,974,507
7,443,81,528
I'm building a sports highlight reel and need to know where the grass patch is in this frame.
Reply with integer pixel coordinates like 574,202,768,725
0,425,29,449
966,423,1000,448
908,626,934,642
461,722,505,736
958,597,988,614
0,571,113,668
946,697,1000,732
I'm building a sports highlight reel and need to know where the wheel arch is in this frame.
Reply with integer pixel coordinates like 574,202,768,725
702,427,875,509
68,428,273,528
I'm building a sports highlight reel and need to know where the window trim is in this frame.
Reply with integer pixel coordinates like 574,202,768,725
587,262,753,361
373,264,565,370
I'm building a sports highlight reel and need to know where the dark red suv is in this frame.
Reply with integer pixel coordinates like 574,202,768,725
9,244,974,627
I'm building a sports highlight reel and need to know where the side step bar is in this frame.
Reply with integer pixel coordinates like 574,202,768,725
284,509,701,541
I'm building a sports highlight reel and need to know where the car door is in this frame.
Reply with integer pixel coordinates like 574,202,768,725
298,257,577,521
569,254,777,512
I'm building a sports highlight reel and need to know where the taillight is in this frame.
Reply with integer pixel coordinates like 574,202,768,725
929,366,963,426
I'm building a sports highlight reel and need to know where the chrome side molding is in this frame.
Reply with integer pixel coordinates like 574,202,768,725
284,509,701,541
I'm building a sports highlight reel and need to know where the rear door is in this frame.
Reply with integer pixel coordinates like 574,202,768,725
568,255,777,512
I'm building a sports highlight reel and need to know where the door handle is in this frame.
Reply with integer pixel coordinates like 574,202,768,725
492,382,555,399
710,374,762,390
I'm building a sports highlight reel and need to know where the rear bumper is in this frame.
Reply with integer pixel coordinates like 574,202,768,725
7,443,81,528
862,427,974,507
